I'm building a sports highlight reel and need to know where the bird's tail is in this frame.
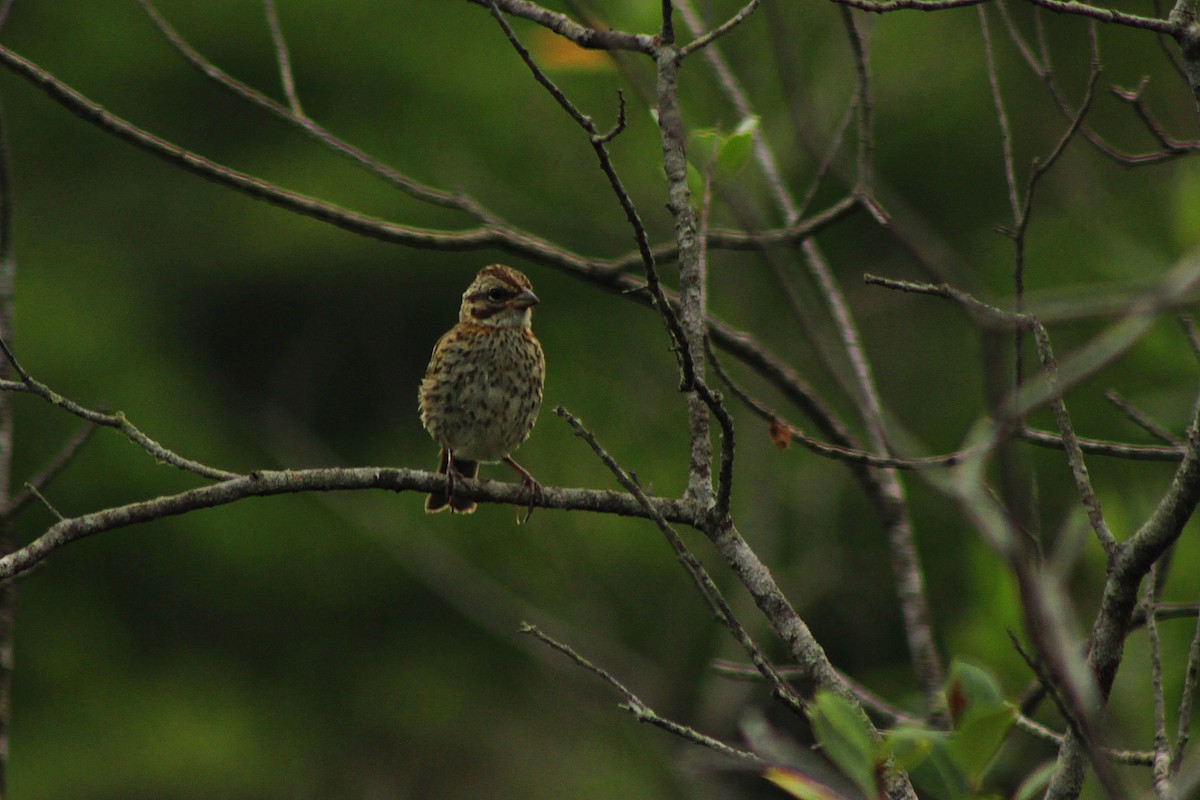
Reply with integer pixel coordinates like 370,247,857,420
425,448,479,514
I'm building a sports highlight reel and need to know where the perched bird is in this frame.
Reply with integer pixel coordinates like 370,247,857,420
419,264,545,515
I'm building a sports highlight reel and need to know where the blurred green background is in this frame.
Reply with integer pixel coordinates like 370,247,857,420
0,1,1198,798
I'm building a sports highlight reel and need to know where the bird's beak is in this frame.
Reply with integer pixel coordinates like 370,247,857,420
512,289,539,310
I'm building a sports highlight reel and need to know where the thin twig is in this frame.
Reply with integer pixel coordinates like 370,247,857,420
1029,323,1118,555
980,6,1023,224
465,0,655,52
1144,567,1173,797
833,0,1177,33
1105,389,1182,446
677,0,763,60
1047,392,1200,799
0,336,239,481
1012,713,1156,765
9,423,97,515
555,406,802,713
262,0,303,116
840,8,875,196
22,483,63,522
707,341,968,469
866,255,1200,420
520,623,763,764
603,195,860,272
1019,428,1184,462
1173,609,1200,771
138,0,486,216
710,659,920,726
1009,630,1124,800
1180,315,1200,363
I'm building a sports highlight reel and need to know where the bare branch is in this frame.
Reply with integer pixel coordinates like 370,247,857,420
1174,610,1200,770
0,337,239,481
980,6,1023,223
1024,0,1176,32
557,407,800,712
139,1,486,215
1180,315,1200,363
1029,323,1118,555
1013,713,1156,765
832,0,989,14
262,0,303,116
1019,428,1185,462
0,466,696,582
1105,389,1182,446
711,659,921,726
9,423,97,516
677,0,763,60
1144,569,1174,797
1047,392,1200,798
520,623,763,763
464,0,654,53
604,195,861,271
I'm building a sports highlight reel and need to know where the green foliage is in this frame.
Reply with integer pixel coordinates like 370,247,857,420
780,663,1015,800
806,691,878,800
763,766,858,800
897,661,1016,799
686,115,760,199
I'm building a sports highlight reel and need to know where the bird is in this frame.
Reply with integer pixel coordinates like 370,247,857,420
419,264,545,516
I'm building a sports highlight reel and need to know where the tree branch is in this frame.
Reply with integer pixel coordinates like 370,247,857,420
0,467,696,582
463,0,654,53
1046,392,1200,798
520,622,763,763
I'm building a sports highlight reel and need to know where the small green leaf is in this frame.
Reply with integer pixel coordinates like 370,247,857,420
807,691,877,800
714,133,750,177
763,766,856,800
907,738,970,800
879,726,939,773
946,660,1005,723
688,128,721,167
1012,761,1057,800
947,703,1016,786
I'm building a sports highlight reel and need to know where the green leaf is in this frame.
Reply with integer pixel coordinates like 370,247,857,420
1012,761,1057,800
946,660,1005,723
688,128,721,168
906,738,971,800
940,660,1015,790
715,131,753,177
880,726,939,773
807,691,877,800
947,703,1016,787
713,116,759,178
762,767,857,800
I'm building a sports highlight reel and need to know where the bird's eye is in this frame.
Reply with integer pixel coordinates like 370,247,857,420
487,287,509,302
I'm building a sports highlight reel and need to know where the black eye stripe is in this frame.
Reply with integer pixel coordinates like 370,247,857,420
469,287,515,301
